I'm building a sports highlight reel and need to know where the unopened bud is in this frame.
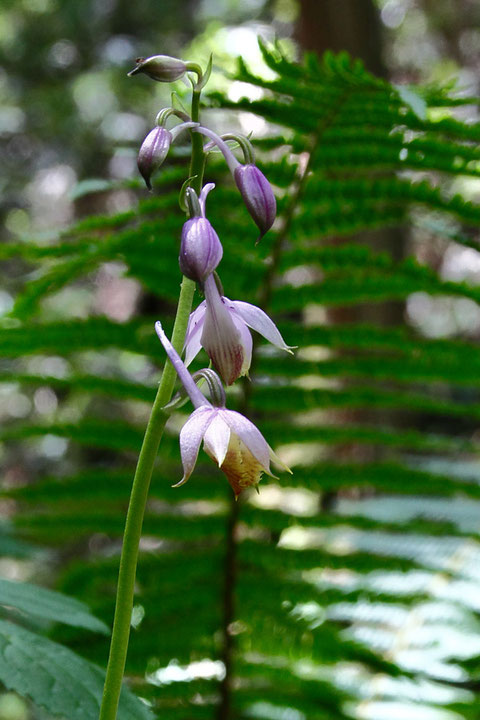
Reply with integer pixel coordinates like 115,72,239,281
128,55,187,82
180,217,223,282
179,186,223,282
234,164,276,241
137,126,172,190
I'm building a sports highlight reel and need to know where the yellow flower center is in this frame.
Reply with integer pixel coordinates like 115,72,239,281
206,432,264,497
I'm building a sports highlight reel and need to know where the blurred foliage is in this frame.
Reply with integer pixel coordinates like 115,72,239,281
2,33,480,719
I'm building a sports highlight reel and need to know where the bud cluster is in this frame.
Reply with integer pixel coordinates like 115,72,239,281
130,53,294,495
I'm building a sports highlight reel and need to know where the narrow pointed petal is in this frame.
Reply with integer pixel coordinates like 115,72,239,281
199,182,215,216
229,300,294,353
219,409,271,472
155,321,210,409
184,302,207,366
269,446,292,475
203,413,231,466
178,406,214,484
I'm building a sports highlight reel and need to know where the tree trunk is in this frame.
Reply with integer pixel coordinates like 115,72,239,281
297,0,386,77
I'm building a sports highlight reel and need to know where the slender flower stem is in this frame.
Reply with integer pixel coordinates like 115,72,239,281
98,83,205,720
193,125,240,174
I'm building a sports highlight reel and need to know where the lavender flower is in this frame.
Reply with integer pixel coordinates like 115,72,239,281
233,164,276,241
184,273,293,385
179,184,223,282
155,321,290,496
137,126,172,190
137,121,199,190
192,126,277,241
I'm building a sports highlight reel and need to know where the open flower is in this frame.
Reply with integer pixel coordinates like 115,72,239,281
155,322,290,496
184,273,293,385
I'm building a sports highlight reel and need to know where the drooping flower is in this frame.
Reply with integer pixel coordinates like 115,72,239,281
155,321,290,496
191,125,277,241
137,120,199,190
184,273,293,385
233,164,276,241
179,184,223,282
137,126,172,190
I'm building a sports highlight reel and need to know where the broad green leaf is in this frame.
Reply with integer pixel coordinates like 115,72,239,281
0,578,109,634
0,620,153,720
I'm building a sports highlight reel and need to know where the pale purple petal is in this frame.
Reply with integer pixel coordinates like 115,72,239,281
184,301,207,366
199,182,215,217
177,406,215,485
219,409,271,472
228,300,293,352
202,275,245,385
155,321,210,409
230,311,252,377
203,413,230,466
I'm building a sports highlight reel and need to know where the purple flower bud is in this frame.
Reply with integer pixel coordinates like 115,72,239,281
234,164,276,241
128,55,187,82
179,217,223,282
137,126,172,190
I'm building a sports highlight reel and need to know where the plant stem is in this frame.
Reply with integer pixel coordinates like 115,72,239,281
190,89,205,193
99,83,205,720
217,496,239,720
98,277,194,720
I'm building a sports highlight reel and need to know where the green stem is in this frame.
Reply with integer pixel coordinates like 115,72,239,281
190,89,205,194
98,277,194,720
99,84,205,720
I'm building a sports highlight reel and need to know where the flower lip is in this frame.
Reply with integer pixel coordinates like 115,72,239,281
175,403,289,496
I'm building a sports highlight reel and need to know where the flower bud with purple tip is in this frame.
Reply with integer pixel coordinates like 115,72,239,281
137,126,172,190
234,164,276,241
128,55,187,82
179,184,223,282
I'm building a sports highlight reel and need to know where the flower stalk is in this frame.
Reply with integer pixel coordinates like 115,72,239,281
98,62,205,720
